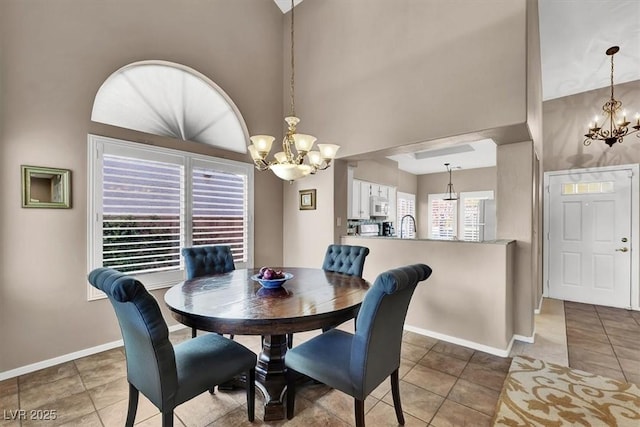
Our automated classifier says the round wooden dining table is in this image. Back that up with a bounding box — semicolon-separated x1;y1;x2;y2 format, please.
164;267;370;421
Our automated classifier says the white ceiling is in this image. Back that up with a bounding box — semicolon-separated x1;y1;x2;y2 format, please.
274;0;640;174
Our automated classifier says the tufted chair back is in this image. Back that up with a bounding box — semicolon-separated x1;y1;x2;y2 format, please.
322;244;370;277
88;268;178;410
182;245;235;279
284;263;432;426
351;263;432;398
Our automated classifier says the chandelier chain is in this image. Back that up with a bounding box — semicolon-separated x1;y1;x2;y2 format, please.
290;0;295;117
610;51;614;101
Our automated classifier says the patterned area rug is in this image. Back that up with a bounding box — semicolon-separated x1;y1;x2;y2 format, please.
493;356;640;426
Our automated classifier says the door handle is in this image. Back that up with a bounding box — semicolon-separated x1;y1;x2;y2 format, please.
615;247;629;252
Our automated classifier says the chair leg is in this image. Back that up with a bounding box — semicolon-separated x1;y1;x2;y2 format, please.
287;333;293;349
286;367;297;419
191;327;197;338
125;383;139;427
390;369;405;425
246;368;255;422
161;410;174;427
354;398;365;427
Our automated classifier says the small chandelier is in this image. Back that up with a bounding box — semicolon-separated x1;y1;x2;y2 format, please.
247;0;339;182
584;46;640;148
443;163;457;201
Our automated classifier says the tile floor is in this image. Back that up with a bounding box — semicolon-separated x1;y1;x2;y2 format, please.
0;299;638;426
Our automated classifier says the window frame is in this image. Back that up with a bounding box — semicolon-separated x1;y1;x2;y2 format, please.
427;193;458;240
396;191;416;239
458;190;494;242
87;134;254;300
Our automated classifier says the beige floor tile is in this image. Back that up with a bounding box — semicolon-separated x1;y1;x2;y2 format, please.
569;360;627;383
430;399;492;427
87;376;130;410
58;411;103;427
468;352;511;373
458;362;508;392
203;405;265;427
74;348;125;373
174;390;242;427
0;378;17;398
366;400;427;427
0;394;20;427
135;412;186;426
280;400;351;427
370;360;415;400
401;342;429;362
18;362;78;390
402;332;439;350
79;359;127;390
403;364;457;397
430;342;474;362
566;326;610;345
22;392;95;427
295;382;332;402
19;374;85;411
617;357;640;384
98;393;159;427
446;379;500;416
381;380;443;423
418;350;469;377
614;345;640;362
316;388;377;425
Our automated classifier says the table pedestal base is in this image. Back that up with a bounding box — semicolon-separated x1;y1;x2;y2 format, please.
255;334;289;421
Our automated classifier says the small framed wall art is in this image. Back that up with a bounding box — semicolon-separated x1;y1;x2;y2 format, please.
21;165;72;208
299;189;316;210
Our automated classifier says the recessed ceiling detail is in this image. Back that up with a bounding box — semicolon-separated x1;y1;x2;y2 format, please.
413;144;475;160
91;61;248;153
388;139;496;175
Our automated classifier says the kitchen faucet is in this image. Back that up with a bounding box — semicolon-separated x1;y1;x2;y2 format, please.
400;214;416;239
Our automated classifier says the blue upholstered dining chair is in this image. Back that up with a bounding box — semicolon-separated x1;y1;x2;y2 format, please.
88;268;256;427
285;263;432;427
286;244;370;349
322;244;370;277
182;245;235;338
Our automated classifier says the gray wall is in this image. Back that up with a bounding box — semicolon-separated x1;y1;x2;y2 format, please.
416;167;498;239
0;0;285;373
543;79;640;172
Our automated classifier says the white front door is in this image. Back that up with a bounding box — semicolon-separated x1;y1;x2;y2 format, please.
547;169;632;308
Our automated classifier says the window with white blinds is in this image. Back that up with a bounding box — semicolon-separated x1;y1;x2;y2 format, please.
102;155;183;274
459;191;495;242
192;165;248;262
428;194;457;240
88;135;253;299
396;192;416;238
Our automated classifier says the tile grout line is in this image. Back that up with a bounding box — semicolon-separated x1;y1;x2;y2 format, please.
594;309;633;384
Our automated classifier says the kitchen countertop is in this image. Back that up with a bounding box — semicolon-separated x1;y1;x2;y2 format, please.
344;235;514;245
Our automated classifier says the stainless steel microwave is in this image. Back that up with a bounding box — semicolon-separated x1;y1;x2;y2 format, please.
370;196;389;218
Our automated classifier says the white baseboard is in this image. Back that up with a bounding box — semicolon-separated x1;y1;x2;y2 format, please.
404;324;514;357
513;323;537;344
0;324;187;381
534;296;544;314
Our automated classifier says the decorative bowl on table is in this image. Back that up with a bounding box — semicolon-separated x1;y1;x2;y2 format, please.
251;268;293;289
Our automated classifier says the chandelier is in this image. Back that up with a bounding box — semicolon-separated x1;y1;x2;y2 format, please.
443;163;457;201
247;0;339;182
584;46;640;148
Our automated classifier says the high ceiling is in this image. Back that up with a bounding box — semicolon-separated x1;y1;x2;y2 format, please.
274;0;640;174
539;0;640;101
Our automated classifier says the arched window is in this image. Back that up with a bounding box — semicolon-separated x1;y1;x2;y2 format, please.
91;61;248;153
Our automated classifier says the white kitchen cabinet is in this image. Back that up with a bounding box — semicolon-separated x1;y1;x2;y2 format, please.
359;181;371;218
387;186;397;224
349;179;371;219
